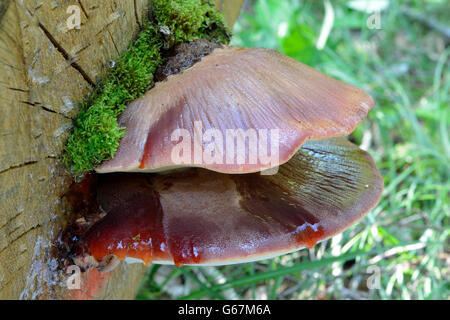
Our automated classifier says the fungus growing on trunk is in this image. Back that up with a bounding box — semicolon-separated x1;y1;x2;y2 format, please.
65;24;382;272
72;138;382;268
96;45;374;174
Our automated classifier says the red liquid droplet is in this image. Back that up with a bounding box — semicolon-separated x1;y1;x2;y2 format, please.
139;138;151;169
170;240;204;267
86;203;170;264
295;225;325;248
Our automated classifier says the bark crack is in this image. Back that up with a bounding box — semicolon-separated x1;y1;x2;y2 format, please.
7;87;28;93
78;0;89;19
38;22;95;86
107;29;120;55
95;11;122;36
0;211;22;230
20;100;72;119
0;223;41;256
0;160;38;175
0;154;63;176
133;0;141;28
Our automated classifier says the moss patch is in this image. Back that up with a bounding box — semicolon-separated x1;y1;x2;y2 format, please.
152;0;230;44
64;0;230;177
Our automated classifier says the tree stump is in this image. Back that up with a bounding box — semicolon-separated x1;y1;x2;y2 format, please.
0;0;243;300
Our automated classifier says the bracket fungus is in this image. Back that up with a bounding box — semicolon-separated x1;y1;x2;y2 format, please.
68;41;382;271
96;43;374;174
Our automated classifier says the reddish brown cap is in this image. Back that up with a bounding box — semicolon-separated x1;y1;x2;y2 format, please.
79;138;383;267
96;47;374;174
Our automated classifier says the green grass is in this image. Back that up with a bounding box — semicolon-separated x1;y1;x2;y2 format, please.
136;0;449;300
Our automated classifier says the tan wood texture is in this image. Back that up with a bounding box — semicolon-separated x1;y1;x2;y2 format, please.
0;0;243;300
215;0;244;28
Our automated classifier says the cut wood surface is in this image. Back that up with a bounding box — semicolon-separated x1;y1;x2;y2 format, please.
215;0;244;28
0;0;243;300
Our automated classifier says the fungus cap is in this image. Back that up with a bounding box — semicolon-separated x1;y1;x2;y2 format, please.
96;46;374;174
79;138;383;267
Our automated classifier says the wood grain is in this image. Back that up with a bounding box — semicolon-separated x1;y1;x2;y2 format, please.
0;0;242;299
214;0;244;29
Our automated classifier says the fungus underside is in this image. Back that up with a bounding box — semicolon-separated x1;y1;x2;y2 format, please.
63;0;230;177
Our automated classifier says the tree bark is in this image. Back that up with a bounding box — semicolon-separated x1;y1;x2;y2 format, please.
0;0;243;300
214;0;244;29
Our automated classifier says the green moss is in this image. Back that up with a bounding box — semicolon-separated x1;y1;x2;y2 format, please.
64;0;230;177
152;0;231;44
